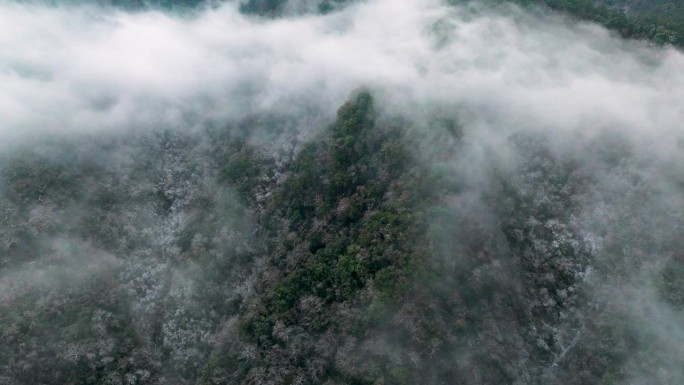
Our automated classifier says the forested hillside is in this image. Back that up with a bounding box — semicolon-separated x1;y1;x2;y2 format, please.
1;0;684;384
514;0;684;45
18;0;684;47
243;0;684;46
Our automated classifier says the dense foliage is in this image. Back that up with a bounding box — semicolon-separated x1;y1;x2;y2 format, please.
517;0;684;46
0;128;266;384
17;88;684;385
15;0;684;46
243;0;684;47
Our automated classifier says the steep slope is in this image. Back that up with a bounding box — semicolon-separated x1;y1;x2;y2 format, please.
200;91;684;385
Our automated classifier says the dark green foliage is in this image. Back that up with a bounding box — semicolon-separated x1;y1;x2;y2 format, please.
545;0;681;45
239;0;286;16
201;90;439;385
239;0;353;17
1;149;86;204
202;91;678;385
487;0;684;46
3;86;684;384
18;0;214;11
659;256;684;308
218;145;275;204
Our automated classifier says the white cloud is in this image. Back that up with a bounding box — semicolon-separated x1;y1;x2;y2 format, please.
0;0;680;150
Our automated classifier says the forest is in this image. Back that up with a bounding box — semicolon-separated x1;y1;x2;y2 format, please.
1;0;683;384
